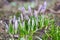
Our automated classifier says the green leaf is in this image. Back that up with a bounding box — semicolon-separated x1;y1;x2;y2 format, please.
8;23;14;34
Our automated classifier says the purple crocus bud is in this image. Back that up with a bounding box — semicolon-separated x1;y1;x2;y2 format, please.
43;1;47;9
44;1;47;7
38;5;43;12
24;15;29;20
21;7;25;11
21;7;26;14
14;20;18;30
12;16;18;30
41;1;47;13
13;15;16;23
34;10;38;18
18;7;25;10
28;5;32;16
18;7;26;14
28;5;32;13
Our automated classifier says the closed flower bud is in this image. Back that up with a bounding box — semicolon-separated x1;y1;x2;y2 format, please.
34;10;38;18
41;1;47;13
14;20;18;30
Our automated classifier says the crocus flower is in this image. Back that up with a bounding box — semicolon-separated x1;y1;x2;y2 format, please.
43;1;47;9
28;5;32;13
41;1;47;13
24;15;29;20
18;7;26;15
21;7;26;14
14;20;18;30
44;1;47;7
18;7;25;11
13;15;16;23
34;10;38;18
21;7;25;12
12;15;18;31
38;5;43;12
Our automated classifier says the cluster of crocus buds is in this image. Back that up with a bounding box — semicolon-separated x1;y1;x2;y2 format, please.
4;1;47;32
18;1;47;18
